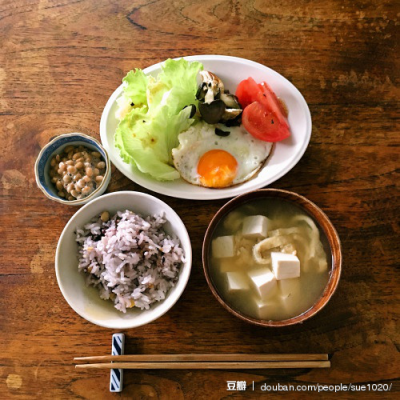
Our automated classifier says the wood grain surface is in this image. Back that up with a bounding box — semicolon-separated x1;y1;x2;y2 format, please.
0;0;399;399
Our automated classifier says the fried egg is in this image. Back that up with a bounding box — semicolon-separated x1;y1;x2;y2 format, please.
172;122;273;188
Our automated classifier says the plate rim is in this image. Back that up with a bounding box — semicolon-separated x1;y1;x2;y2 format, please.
100;54;312;200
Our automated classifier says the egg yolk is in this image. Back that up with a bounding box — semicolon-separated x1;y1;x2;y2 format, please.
197;150;238;188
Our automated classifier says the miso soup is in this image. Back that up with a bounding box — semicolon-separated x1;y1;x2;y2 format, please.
209;199;331;321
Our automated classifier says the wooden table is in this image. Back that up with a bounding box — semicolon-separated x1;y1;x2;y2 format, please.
1;0;398;398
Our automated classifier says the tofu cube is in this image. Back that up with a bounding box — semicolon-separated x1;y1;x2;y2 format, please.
242;215;270;238
212;236;235;258
278;278;301;298
271;252;300;280
226;272;249;293
248;269;277;299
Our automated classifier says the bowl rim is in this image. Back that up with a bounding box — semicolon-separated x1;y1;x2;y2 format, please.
202;188;342;327
34;132;111;205
55;190;193;329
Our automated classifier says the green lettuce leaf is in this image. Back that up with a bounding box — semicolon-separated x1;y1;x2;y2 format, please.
122;68;148;106
158;58;202;109
115;59;203;180
115;102;194;180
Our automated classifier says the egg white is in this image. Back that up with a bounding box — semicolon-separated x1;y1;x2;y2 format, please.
172;122;273;187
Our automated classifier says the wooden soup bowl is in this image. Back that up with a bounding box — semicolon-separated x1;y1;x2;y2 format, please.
202;189;342;327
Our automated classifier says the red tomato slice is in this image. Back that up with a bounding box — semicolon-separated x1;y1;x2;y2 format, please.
242;101;290;142
235;77;260;108
257;81;287;117
236;77;291;142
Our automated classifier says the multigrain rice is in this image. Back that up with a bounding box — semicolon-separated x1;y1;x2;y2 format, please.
75;210;184;312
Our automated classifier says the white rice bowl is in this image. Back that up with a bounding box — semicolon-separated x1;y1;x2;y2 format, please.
55;191;192;329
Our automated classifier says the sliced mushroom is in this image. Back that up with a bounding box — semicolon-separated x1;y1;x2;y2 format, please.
198;100;226;124
223;114;242;127
215;127;230;137
199;71;224;103
220;93;241;109
221;108;242;122
196;83;207;101
197;71;242;124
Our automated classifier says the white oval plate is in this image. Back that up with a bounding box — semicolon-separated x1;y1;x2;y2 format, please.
100;55;311;200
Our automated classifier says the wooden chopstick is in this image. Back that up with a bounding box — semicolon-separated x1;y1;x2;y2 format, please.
74;353;328;362
76;360;330;370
